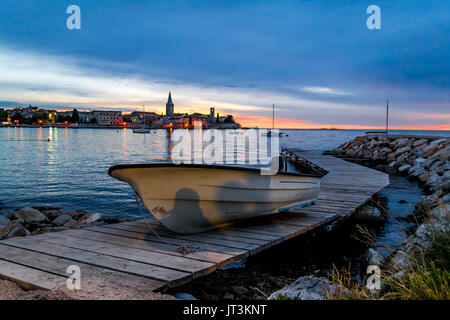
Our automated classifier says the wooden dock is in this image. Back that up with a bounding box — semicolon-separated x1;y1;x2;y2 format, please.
0;152;389;295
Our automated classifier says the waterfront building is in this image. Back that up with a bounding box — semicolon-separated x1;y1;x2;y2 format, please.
92;110;123;126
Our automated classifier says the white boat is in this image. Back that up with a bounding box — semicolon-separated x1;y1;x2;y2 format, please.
109;159;324;234
133;128;151;134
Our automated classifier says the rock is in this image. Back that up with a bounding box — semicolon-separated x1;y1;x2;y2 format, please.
353;205;385;223
395;138;410;149
388;161;396;168
394;146;411;157
14;207;47;224
7;224;30;238
0;215;10;227
52;214;73;226
430;138;447;145
268;275;339;300
441;194;450;204
64;219;82;229
430;205;450;220
79;213;102;224
30;226;68;236
365;248;385;265
414;158;426;166
398;164;411;173
0;223;29;239
172;292;198;300
413;138;429;147
422;144;439;158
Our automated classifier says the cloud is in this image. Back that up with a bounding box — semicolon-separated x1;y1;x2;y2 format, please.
300;86;349;96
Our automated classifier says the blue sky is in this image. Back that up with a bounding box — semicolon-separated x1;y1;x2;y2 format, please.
0;0;448;128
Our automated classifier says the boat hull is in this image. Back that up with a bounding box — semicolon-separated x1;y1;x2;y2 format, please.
109;164;320;234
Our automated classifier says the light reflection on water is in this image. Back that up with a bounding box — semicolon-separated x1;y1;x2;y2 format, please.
0;127;448;218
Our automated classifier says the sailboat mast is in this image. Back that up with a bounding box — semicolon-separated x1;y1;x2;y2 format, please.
272;104;275;130
386;99;389;134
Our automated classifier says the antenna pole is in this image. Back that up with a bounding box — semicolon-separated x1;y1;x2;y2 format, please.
386;99;389;134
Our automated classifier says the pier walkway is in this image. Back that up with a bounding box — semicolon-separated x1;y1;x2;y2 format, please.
0;152;389;295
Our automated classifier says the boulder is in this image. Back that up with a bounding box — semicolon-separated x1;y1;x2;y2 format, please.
0;215;10;227
413;138;429;147
353;205;385;223
79;213;102;224
268;275;339;300
0;223;29;239
414;158;426;166
14;207;48;224
422;144;439;158
394;146;411;157
430;138;447;145
398;164;411;173
52;214;73;226
395;138;410;149
365;248;385;265
64;219;82;229
441;193;450;204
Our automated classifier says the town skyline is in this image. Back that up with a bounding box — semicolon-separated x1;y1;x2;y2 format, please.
0;1;448;130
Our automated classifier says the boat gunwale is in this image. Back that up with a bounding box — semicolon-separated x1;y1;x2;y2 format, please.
108;163;322;178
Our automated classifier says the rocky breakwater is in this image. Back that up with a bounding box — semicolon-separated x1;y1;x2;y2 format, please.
330;135;449;196
0;206;127;240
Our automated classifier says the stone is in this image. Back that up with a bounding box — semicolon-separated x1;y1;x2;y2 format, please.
6;224;30;238
388;161;396;168
0;223;29;239
14;207;48;224
64;219;82;229
422;144;439;158
430;138;447;145
79;213;102;224
0;215;10;227
269;275;339;300
414;158;426;165
365;248;385;266
31;226;68;236
430;160;444;171
409;166;426;177
413;138;429;147
398;164;411;173
394;146;411;156
395;138;410;149
353;205;385;223
52;214;73;226
441;194;450;204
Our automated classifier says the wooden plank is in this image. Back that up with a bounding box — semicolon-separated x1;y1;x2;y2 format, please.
0;243;165;291
36;233;216;277
86;225;250;258
1;237;191;287
124;221;274;245
0;259;67;291
59;228;235;266
98;224;262;251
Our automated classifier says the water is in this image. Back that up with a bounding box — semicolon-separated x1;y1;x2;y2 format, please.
0;127;448;218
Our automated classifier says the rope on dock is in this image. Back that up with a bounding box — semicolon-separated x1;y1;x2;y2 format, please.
134;192;197;256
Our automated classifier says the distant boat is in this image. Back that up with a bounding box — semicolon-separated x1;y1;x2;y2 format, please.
133;128;151;134
109;157;324;234
133;105;151;134
261;104;283;137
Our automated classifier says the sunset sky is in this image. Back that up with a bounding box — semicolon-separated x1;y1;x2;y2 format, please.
0;1;448;129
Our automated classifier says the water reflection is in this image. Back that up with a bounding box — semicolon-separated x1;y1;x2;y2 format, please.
0;128;448;219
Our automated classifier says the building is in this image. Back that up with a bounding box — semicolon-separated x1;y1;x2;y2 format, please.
209;107;216;123
166;92;174;117
130;111;160;126
92;110;123;126
78;111;93;123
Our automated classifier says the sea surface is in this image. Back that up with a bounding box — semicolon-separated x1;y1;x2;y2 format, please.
0;127;448;218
